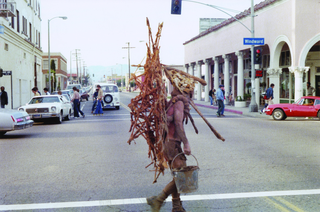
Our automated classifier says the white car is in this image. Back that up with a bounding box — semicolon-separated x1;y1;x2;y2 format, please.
0;109;34;136
18;95;73;124
99;84;120;110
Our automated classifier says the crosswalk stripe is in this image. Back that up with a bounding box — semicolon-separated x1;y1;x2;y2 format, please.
1;189;320;211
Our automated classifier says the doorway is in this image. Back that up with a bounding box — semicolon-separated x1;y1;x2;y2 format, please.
316;76;320;96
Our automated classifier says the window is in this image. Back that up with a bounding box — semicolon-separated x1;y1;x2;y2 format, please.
16;10;19;32
11;16;14;29
262;55;270;68
22;16;27;36
29;22;32;41
43;60;48;69
279;51;291;66
4;43;9;51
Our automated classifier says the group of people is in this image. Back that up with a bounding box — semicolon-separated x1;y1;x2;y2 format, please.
70;86;85;118
91;84;103;115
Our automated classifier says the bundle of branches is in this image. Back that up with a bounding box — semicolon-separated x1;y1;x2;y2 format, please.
127;18;167;183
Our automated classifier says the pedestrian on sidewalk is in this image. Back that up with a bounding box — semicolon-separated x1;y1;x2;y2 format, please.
307;82;315;96
209;88;214;105
0;86;8;108
43;88;50;95
261;83;274;113
216;85;225;117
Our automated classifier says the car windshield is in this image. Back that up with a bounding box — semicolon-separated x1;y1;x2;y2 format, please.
29;97;60;104
52;91;70;95
101;85;118;93
66;85;81;90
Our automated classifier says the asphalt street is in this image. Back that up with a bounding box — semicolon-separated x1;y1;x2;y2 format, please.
1;93;320;212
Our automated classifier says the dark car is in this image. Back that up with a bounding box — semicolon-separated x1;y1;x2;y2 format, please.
80;89;90;101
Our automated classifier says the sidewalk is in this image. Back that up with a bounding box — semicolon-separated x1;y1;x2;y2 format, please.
192;99;270;119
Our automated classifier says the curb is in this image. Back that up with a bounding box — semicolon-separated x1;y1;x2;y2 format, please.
194;103;243;115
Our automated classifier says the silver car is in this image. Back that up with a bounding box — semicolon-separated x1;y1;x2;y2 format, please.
0;109;34;136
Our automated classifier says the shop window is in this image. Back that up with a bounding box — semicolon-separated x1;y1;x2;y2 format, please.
280;68;290;98
279;51;291;66
262;55;270;68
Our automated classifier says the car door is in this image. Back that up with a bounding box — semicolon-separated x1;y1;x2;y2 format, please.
60;97;68;117
293;98;314;117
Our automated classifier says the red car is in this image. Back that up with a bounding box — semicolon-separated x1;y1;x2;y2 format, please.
265;96;320;120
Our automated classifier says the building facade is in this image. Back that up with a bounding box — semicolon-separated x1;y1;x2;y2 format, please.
0;0;42;108
42;52;68;91
184;0;320;107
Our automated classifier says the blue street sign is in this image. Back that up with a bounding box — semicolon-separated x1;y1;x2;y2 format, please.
243;38;264;45
0;25;4;34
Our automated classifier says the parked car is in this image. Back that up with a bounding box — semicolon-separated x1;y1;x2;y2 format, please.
66;84;82;91
265;96;320;120
0;109;34;136
18;95;73;124
52;90;71;99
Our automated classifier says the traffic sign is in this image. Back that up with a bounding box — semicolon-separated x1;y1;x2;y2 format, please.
256;70;263;77
3;71;12;76
243;38;264;45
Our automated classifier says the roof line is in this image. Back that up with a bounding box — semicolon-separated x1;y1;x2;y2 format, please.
183;0;280;45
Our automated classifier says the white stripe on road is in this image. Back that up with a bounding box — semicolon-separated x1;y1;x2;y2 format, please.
1;189;320;211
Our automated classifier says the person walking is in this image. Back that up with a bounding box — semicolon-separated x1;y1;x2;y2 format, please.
43;88;50;95
209;88;215;105
0;86;8;108
216;85;225;117
32;87;40;96
93;85;103;115
91;88;99;113
71;87;80;118
307;82;315;96
77;89;85;118
147;87;191;212
261;83;274;113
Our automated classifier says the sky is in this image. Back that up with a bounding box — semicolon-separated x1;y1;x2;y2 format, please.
40;0;263;82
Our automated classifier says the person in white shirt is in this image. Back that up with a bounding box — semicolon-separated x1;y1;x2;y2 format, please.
43;88;50;95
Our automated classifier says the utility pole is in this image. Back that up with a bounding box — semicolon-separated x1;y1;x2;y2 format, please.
74;49;80;84
122;42;135;92
248;0;258;112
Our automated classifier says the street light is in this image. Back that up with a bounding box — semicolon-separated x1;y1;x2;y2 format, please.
48;16;67;92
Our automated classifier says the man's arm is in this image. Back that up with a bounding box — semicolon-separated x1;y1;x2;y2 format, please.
173;101;191;155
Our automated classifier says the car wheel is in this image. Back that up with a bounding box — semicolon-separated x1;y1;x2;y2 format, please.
272;109;286;120
104;94;113;104
116;106;120;110
65;110;71;120
317;110;320;119
56;111;63;124
86;97;88;101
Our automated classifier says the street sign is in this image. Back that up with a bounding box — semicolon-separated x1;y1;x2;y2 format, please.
243;38;264;45
256;70;263;77
3;71;12;76
0;25;4;34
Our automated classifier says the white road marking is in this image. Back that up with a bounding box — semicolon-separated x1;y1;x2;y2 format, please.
1;189;320;211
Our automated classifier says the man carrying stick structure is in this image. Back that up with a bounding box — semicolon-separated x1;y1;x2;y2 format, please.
127;18;224;212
